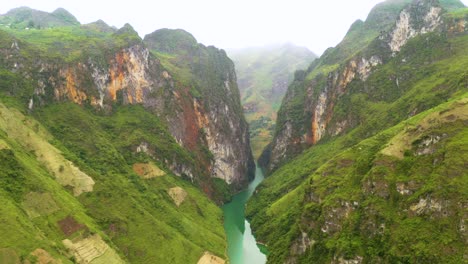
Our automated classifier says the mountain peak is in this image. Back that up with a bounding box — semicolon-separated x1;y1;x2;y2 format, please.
82;19;116;33
0;7;79;29
51;7;79;25
143;28;198;54
116;23;137;34
113;23;141;44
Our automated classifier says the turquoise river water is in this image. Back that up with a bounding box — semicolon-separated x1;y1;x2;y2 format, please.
222;166;267;264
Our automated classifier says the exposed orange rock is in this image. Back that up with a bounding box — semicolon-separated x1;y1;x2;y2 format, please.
127;93;133;104
135;87;143;103
311;111;319;144
108;66;124;101
339;60;357;89
177;88;203;150
184;105;200;150
194;98;210;128
57;215;86;236
132;163;165;179
64;68;87;104
106;50;148;103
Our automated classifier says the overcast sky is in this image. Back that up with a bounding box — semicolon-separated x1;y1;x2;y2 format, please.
1;0;467;55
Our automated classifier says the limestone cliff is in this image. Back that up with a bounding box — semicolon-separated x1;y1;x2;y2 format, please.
144;29;255;189
264;0;467;173
1;22;254;196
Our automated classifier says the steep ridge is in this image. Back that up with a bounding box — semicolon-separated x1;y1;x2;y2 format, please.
263;0;467;172
249;0;467;263
0;8;253;264
144;29;255;189
228;44;317;158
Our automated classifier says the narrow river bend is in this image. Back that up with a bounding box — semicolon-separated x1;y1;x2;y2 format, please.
223;166;267;264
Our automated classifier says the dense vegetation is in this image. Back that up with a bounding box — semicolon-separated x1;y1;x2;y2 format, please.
0;8;232;264
249;0;468;263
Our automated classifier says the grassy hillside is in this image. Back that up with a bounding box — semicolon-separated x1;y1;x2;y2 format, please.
0;9;230;264
248;2;468;263
0;93;227;263
248;93;467;263
0;7;79;29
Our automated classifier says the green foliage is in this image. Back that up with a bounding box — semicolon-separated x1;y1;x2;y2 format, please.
0;97;227;263
251;4;468;262
144;28;198;55
0;149;27;201
0;8;244;264
445;7;468;18
2;23;141;63
0;67;34;103
0;7;79;30
212;178;233;202
0;124;110;263
249;95;468;263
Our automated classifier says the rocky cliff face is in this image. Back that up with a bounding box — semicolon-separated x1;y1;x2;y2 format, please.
1;23;254;195
144;29;255;188
265;0;466;172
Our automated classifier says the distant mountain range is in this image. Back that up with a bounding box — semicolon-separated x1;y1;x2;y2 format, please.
228;44;317;158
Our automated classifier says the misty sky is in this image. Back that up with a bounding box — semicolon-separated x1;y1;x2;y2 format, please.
1;0;467;55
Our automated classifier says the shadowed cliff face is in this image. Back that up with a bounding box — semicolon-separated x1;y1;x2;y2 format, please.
265;0;467;173
1;26;254;197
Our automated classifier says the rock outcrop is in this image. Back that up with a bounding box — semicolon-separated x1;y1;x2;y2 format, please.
144;29;255;188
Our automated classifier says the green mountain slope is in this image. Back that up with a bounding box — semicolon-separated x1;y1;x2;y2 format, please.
248;0;468;263
0;7;254;264
228;44;317;158
248;95;467;263
0;100;227;263
0;7;79;29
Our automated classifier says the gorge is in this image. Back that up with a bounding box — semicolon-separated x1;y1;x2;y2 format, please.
0;0;467;263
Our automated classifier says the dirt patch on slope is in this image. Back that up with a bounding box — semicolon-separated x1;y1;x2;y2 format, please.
62;234;124;264
197;251;225;264
30;248;61;264
132;163;165;179
58;216;86;236
168;187;188;207
22;192;60;218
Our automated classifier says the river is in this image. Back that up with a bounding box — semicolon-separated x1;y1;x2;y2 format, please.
223;166;267;264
